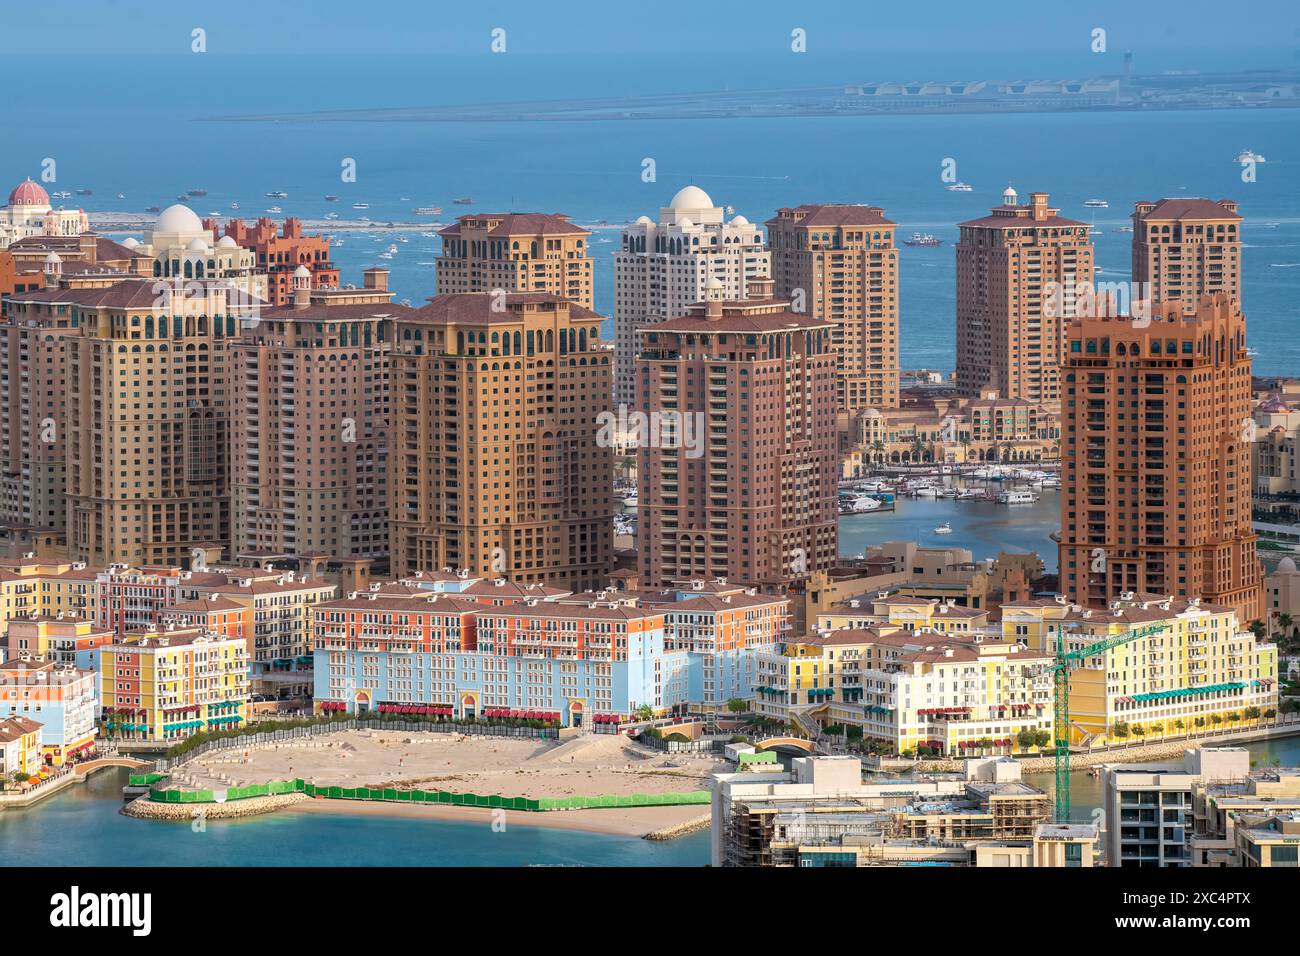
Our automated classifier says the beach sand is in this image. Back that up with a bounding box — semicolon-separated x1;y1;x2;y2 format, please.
173;730;726;837
285;796;709;838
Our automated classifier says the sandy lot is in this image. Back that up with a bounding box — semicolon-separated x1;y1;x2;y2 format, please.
180;730;726;802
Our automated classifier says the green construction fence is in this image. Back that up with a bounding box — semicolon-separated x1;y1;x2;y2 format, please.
146;777;709;811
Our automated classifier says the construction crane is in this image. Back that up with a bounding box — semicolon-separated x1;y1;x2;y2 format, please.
1052;620;1169;822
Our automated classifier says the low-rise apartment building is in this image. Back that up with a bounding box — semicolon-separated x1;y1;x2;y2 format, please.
96;627;250;742
0;657;96;763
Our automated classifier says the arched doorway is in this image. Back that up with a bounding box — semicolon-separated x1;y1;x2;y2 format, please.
460;693;478;721
567;699;585;728
353;690;372;715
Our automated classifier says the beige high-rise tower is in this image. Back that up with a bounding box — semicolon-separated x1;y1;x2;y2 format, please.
64;277;240;565
766;204;899;410
231;267;400;566
636;277;838;589
388;292;613;591
1132;198;1241;311
435;213;593;309
955;188;1093;402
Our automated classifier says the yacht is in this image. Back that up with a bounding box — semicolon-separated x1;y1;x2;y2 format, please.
265;206;282;214
52;191;71;199
230;201;240;210
413;206;443;215
186;188;208;197
945;182;973;192
838;493;881;515
453;197;474;205
1083;199;1108;208
905;232;943;247
352;202;370;210
1235;149;1266;164
265;191;288;199
324;195;339;202
997;489;1037;505
933;523;953;535
324;212;340;220
76;188;93;196
622;495;639;511
116;193;125;200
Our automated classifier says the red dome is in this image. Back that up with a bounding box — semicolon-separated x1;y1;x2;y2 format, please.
8;178;50;207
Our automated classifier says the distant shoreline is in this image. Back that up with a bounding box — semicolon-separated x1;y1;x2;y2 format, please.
87;212;628;234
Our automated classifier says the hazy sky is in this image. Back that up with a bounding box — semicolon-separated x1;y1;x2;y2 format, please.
21;0;1300;56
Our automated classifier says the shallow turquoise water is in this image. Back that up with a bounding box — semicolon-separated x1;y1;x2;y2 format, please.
0;768;710;867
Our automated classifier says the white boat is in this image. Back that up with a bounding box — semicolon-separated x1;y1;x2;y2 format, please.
1083;199;1109;208
230;202;239;209
945;182;973;192
997;489;1037;505
265;206;282;213
622;495;639;511
1235;149;1266;164
1041;476;1061;489
265;191;288;198
912;486;939;499
116;193;125;199
324;212;339;220
933;523;953;534
838;494;881;515
352;202;370;209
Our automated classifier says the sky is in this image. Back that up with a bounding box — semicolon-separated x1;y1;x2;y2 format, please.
19;0;1300;58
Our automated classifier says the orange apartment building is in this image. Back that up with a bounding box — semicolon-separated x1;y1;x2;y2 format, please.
1059;295;1262;624
388;292;614;592
634;279;838;590
766;203;900;410
230;268;399;567
955;188;1094;403
436;213;593;309
211;216;340;307
1132;198;1241;311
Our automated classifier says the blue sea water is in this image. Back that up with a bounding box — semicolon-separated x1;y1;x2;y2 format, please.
0;768;710;867
4;53;1299;373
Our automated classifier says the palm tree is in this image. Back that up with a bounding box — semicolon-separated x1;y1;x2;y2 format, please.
871;440;885;466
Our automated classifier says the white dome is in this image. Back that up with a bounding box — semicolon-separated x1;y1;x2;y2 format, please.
1002;185;1018;205
1279;556;1297;574
705;275;724;291
44;252;61;264
678;217;693;229
635;215;653;225
186;237;209;253
669;185;713;211
120;236;140;248
293;264;312;278
155;203;204;234
730;215;750;226
217;235;238;249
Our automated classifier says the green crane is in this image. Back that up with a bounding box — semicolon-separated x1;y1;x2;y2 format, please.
1052;620;1170;822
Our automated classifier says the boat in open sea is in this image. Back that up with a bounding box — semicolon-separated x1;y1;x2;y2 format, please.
945;182;972;192
1083;198;1108;208
453;197;474;205
905;232;943;246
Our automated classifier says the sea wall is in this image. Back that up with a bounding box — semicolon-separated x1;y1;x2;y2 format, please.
123;791;309;820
